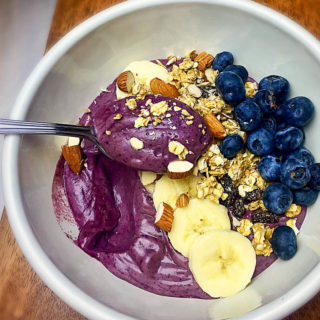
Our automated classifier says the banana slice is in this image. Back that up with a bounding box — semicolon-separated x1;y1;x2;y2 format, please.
153;174;201;210
189;230;256;298
168;199;230;257
116;60;169;99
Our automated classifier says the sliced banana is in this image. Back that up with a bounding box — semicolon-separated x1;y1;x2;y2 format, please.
153;174;201;210
139;171;157;186
168;198;230;257
116;60;169;99
189;230;256;298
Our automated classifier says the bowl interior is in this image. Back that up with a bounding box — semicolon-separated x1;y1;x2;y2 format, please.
13;1;320;319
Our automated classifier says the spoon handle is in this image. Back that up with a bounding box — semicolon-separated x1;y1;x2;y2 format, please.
0;118;93;138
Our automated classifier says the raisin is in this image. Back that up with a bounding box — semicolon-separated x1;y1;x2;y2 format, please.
244;189;263;202
219;174;240;207
231;197;245;218
219;192;236;207
219;174;233;193
251;208;279;224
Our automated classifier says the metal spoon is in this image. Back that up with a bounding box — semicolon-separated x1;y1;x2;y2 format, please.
0;118;110;158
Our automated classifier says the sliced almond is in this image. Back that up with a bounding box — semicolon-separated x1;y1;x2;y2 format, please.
238;131;247;143
62;145;83;174
176;193;190;208
68;137;80;147
205;68;217;83
155;202;174;232
167;160;194;179
150;77;180;98
187;84;202;98
204;113;226;139
117;71;135;93
195;51;214;72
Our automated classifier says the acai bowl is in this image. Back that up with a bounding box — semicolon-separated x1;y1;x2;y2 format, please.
3;0;320;319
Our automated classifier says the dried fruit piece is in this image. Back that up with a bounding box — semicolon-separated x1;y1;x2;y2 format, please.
244;189;263;202
167;160;194;179
189;50;198;61
62;145;83;174
176;193;190;208
204;113;226;139
231;198;245;218
251;208;279;224
116;71;135;93
155;202;174;232
195;51;214;72
150;77;180;98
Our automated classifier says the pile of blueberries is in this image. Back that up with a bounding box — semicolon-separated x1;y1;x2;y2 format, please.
212;51;320;260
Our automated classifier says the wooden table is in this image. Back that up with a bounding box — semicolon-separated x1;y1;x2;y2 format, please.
1;0;320;319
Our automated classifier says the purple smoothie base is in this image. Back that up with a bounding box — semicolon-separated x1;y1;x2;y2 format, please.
51;61;307;299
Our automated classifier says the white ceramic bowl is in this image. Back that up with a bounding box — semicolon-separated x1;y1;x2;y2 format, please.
3;0;320;319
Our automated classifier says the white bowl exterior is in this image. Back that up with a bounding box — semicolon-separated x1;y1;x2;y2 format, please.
3;0;320;319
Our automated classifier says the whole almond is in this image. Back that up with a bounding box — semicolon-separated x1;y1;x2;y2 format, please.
176;193;190;208
62;145;83;174
155;202;174;232
204;113;226;139
150;78;180;98
117;70;135;93
195;51;214;72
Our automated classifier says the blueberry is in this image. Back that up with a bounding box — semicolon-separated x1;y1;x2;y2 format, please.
247;128;274;156
277;122;289;131
263;183;293;214
283;147;314;166
293;187;319;206
281;96;314;127
220;134;244;158
259;75;290;103
258;155;281;181
274;126;304;152
271;226;297;260
212;51;234;72
261;116;277;135
254;90;278;115
280;159;311;189
224;64;248;82
234;98;263;132
308;163;320;191
215;71;246;106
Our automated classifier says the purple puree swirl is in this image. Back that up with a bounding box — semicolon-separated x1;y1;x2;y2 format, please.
92;95;212;173
52;73;307;299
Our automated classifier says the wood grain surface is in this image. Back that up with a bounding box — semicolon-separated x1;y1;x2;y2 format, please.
1;0;320;319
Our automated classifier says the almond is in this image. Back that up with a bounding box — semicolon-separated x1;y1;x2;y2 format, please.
204;113;226;139
155;202;174;232
187;84;202;98
150;78;180;98
167;160;194;179
117;71;135;93
176;193;190;208
62;145;83;174
195;51;214;72
68;137;80;147
189;50;198;61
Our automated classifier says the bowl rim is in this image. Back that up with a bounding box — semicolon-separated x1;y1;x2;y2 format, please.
3;0;320;319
